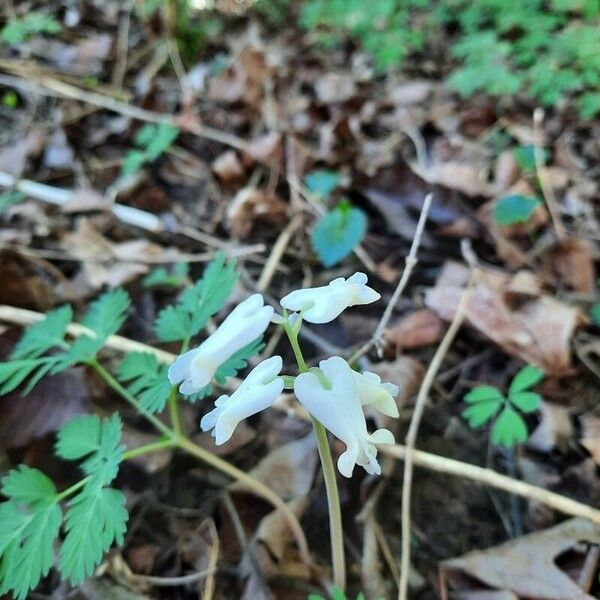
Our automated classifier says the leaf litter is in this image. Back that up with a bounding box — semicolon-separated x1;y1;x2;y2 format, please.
0;1;599;598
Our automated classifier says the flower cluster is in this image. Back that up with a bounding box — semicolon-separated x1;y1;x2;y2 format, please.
168;273;397;477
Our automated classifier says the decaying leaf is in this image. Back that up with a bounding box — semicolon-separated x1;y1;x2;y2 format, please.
212;150;246;183
527;402;574;453
442;518;600;600
579;414;600;465
425;263;585;375
227;187;288;240
384;309;444;351
548;238;596;294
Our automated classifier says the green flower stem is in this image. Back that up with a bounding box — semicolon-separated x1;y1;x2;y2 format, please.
123;438;177;460
55;476;90;502
90;359;174;439
89;358;311;568
167;387;183;437
283;319;346;590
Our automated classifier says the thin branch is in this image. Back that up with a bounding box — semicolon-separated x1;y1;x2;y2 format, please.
533;108;566;240
350;193;433;362
0;70;248;151
379;443;600;525
398;272;473;600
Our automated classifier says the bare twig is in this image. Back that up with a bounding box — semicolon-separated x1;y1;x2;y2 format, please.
379;443;600;525
128;567;218;588
0;71;248;151
350;193;434;362
398;272;474;600
533;108;566;240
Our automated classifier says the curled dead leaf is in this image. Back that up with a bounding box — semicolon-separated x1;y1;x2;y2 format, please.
425;263;585;375
442;518;600;600
384;309;445;351
227;187;288;240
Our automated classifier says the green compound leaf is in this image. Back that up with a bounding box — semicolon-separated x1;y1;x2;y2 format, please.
56;414;124;487
463;399;503;428
0;12;61;45
464;385;505;404
143;263;189;288
494;195;542;226
1;466;57;505
0;190;25;212
81;289;131;343
591;303;600;326
311;201;367;268
509;364;545;394
10;305;72;360
118;352;172;413
0;357;58;396
144;123;180;161
0;501;62;599
60;486;127;585
0;466;62;600
155;252;237;342
121;150;146;176
304;169;342;198
509;391;542;413
491;406;528;447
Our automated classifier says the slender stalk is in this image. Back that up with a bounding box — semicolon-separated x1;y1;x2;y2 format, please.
55;476;90;502
312;417;346;590
283;320;346;590
176;436;311;566
123;438;177;460
167;388;183;437
90;359;174;439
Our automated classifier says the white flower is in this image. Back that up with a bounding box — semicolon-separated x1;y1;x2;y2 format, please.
294;356;395;477
280;272;380;324
168;294;273;395
353;370;399;418
200;356;284;444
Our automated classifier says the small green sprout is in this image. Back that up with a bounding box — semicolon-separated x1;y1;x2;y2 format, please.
309;587;379;600
122;123;180;176
0;12;61;45
494;195;541;226
463;364;545;447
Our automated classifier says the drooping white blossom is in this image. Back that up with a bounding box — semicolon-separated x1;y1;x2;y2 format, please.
200;356;284;444
168;294;273;395
352;370;399;417
280;272;380;324
294;356;395;477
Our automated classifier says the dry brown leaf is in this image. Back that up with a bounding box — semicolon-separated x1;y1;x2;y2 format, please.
505;269;542;299
244;132;283;169
549;238;596;294
419;161;492;197
314;72;357;104
579;414;600;465
425;263;585;375
227;187;288;239
234;433;317;501
492;150;520;194
442;518;600;600
527;402;574;453
0;130;45;176
384;309;444;351
211;150;246;183
209;47;269;107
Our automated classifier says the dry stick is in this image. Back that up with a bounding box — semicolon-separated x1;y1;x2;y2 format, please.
3;305;600;526
0;71;248;151
350;193;434;363
398;274;474;600
379;443;600;525
533;108;566;241
256;214;304;293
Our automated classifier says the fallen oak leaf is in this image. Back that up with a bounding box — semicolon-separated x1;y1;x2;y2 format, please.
442;518;600;600
384;309;444;352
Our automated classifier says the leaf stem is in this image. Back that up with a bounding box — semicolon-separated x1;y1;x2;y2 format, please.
282;319;346;590
90;359;174;439
55;476;90;502
123;437;177;460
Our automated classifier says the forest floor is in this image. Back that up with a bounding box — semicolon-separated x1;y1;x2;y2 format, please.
1;2;600;600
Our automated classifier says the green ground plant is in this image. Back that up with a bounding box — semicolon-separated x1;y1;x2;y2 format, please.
463;364;545;447
276;0;600;117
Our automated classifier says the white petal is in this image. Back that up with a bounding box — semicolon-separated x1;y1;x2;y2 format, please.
280;288;317;313
370;428;395;445
347;272;368;285
167;348;198;385
337;444;359;478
